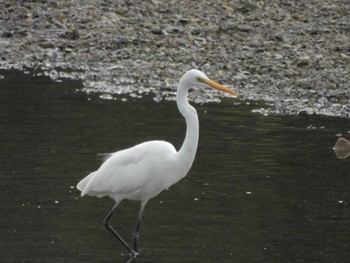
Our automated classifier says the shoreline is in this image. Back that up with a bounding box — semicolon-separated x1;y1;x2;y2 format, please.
1;0;349;117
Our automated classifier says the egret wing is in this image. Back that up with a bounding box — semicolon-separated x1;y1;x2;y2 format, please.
80;141;177;199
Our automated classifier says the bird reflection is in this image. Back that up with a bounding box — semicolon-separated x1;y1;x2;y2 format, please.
333;137;350;159
124;255;137;263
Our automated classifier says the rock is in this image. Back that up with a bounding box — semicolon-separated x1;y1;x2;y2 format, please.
39;41;56;49
296;55;312;67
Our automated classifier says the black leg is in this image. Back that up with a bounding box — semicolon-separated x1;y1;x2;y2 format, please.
133;200;148;253
103;202;137;258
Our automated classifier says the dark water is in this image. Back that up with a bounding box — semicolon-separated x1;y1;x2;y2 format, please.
1;70;350;263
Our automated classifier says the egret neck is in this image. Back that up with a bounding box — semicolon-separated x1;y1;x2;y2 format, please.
176;79;199;174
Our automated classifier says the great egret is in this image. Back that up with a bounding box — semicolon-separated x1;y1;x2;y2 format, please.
76;69;237;259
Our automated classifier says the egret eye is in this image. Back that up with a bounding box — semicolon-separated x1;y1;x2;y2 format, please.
196;77;206;83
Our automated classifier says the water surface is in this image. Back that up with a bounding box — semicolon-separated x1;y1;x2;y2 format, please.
1;70;350;262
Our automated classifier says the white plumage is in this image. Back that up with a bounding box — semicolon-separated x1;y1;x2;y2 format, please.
77;141;181;201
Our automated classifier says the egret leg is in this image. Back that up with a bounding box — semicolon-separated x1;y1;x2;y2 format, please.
133;200;148;252
103;202;137;258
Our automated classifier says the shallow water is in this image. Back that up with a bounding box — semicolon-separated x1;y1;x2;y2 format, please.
1;69;350;262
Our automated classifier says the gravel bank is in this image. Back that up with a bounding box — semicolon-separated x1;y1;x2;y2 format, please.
1;0;350;116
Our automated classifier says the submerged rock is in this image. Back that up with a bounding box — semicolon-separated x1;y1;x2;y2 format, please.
334;137;350;159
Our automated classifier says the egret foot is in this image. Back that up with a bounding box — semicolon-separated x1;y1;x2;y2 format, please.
123;250;139;263
130;250;139;258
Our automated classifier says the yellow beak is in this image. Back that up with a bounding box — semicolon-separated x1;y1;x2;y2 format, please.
198;77;238;97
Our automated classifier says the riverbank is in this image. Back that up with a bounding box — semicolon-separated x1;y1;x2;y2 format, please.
1;0;349;116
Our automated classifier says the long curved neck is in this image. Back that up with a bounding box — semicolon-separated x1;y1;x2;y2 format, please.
176;83;199;172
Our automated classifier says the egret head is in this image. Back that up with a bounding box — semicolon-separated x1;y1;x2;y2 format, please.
179;69;238;97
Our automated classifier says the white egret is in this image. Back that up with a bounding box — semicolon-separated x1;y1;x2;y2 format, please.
76;69;237;259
